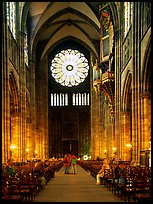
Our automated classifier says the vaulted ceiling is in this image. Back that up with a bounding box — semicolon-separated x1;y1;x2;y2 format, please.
27;2;101;60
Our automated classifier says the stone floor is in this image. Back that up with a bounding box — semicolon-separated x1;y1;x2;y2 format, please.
33;164;124;202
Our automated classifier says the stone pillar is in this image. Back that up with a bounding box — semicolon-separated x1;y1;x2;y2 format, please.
36;56;49;160
140;91;151;150
41;57;49;159
110;117;116;160
90;55;100;159
114;28;122;161
91;91;101;159
131;2;141;164
120;111;131;161
99;96;106;158
2;3;11;163
18;30;27;161
10;113;21;162
25;122;33;160
28;57;37;159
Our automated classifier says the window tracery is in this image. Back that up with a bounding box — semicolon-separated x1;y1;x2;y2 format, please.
124;2;133;37
50;93;89;106
6;2;16;39
24;29;29;66
50;49;89;87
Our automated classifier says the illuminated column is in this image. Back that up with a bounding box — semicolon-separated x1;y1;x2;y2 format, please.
140;91;151;150
10;113;21;162
19;31;27;162
25;148;29;161
10;144;17;160
112;147;117;160
2;2;11;163
90;56;101;159
110;117;116;160
120;111;131;161
25;122;33;160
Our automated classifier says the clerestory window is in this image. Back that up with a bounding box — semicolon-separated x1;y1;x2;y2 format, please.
6;2;16;40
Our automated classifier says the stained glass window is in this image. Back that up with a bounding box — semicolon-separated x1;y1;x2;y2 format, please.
72;93;89;106
124;2;133;37
6;2;16;39
24;29;29;66
51;93;68;106
50;49;89;87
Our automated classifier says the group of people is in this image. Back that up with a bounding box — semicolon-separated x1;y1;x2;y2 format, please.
96;159;126;185
63;153;77;174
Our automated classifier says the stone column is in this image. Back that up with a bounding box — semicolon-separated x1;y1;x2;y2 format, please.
91;91;101;159
35;56;49;160
131;2;141;164
25;121;31;160
140;91;151;150
120;111;131;161
10;113;21;162
28;57;37;159
2;3;11;163
18;30;27;161
114;28;122;161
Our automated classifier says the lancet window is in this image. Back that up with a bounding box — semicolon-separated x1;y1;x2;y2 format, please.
124;2;133;37
6;2;16;40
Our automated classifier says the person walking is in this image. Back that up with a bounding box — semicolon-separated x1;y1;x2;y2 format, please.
67;153;71;174
70;153;77;174
63;154;70;174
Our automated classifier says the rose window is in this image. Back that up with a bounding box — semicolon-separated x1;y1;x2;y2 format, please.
50;49;89;87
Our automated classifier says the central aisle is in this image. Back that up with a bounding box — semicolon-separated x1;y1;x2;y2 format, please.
33;164;123;202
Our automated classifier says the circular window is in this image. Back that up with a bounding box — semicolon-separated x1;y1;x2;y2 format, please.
50;49;89;87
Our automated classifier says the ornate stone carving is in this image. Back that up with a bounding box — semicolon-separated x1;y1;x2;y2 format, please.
93;79;101;94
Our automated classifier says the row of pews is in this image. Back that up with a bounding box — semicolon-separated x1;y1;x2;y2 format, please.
77;160;151;203
1;159;63;202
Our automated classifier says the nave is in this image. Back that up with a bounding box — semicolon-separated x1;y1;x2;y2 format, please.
33;164;123;202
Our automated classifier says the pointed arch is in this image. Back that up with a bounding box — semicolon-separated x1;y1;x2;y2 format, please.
26;90;31;122
141;36;151;93
20;2;30;31
9;71;19;114
122;70;132;111
109;2;119;33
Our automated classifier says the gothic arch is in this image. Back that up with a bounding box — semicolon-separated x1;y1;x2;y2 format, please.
9;71;20;161
122;70;132;112
140;36;151;152
109;2;119;32
41;36;97;64
26;90;30;122
141;37;151;93
120;71;132;161
9;71;19;114
20;2;30;31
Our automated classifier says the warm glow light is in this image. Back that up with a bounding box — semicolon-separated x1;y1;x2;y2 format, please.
83;155;88;160
126;143;132;149
112;147;116;151
10;145;16;149
149;140;151;150
35;150;37;154
26;148;29;152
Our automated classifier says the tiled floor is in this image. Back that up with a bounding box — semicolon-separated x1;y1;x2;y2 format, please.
33;164;123;202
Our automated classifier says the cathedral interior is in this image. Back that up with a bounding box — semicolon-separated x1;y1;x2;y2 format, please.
2;2;151;167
